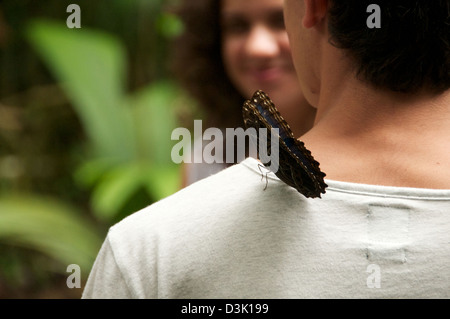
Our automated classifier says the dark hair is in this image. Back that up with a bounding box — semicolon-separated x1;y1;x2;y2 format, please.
328;0;450;94
170;0;244;128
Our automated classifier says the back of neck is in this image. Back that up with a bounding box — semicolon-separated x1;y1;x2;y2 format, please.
302;85;450;189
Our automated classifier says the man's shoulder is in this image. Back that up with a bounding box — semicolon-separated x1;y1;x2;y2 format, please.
107;158;282;240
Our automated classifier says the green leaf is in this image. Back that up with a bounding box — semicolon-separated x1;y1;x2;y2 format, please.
74;157;119;189
144;164;181;200
26;19;136;161
129;81;181;164
0;195;103;276
156;12;184;38
90;163;147;221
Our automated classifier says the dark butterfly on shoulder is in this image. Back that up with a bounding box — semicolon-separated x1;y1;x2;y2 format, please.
242;90;327;198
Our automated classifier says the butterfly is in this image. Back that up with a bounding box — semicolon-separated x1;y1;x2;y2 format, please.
242;90;327;198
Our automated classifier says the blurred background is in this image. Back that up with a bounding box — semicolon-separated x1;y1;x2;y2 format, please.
0;0;201;298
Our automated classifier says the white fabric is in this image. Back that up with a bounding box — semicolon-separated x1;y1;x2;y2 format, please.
82;157;450;298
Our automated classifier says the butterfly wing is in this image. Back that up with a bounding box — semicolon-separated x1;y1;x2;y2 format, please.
243;90;327;198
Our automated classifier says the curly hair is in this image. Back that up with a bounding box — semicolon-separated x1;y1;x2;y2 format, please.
328;0;450;94
170;0;245;129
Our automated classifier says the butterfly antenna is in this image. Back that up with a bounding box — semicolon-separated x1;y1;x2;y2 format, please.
257;164;269;191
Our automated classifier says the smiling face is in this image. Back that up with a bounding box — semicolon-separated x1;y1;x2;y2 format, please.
221;0;304;112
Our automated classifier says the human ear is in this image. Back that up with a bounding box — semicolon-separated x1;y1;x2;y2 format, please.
302;0;328;28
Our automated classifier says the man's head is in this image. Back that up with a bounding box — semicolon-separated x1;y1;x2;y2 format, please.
284;0;450;98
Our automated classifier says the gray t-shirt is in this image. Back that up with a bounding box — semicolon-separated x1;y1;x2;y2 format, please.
82;157;450;298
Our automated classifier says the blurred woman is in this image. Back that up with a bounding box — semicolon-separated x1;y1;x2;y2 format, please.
171;0;315;186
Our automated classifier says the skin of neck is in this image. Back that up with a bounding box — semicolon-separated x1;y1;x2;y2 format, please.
281;96;316;138
299;20;450;189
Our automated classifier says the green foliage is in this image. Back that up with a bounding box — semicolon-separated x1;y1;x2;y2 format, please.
26;20;187;222
0;2;195;296
0;194;102;276
156;12;185;38
27;20;134;161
